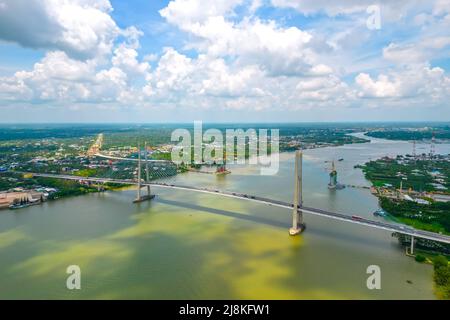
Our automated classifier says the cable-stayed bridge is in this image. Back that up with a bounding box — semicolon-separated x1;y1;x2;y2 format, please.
18;151;450;250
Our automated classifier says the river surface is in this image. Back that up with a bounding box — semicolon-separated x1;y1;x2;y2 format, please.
1;134;450;299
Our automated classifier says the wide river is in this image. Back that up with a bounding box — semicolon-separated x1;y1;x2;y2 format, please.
1;134;449;299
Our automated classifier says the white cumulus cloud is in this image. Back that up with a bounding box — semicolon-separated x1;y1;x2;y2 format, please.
0;0;119;60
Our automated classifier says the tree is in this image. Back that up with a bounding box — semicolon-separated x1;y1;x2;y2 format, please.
444;284;450;300
434;266;450;286
433;255;448;271
415;254;426;263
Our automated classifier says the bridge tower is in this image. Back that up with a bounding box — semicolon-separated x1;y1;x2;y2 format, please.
328;160;338;189
135;142;143;202
290;150;305;236
133;143;155;203
134;142;155;203
144;141;151;197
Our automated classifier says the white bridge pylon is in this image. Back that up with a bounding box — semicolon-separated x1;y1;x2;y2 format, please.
134;142;155;203
290;150;305;236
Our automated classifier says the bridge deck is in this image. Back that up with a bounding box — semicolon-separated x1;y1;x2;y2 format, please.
18;172;450;245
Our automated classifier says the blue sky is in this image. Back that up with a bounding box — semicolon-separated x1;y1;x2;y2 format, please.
0;0;449;123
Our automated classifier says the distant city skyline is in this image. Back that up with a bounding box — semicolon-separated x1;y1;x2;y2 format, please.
0;0;449;122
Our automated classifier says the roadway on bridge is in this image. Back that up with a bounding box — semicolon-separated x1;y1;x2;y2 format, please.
18;172;450;245
94;153;170;162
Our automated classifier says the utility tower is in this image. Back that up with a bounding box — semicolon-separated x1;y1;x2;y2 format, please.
430;132;436;158
289;150;305;236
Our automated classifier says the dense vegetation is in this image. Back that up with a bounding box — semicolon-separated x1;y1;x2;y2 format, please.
35;177;100;199
432;255;450;299
361;156;450;248
366;126;450;141
381;198;450;234
102;127;176;148
359;157;450;193
0;124;108;141
100;123;369;151
0;172;101;198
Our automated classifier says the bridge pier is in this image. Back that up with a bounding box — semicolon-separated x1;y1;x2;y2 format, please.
290;150;305;236
410;235;415;255
97;182;105;192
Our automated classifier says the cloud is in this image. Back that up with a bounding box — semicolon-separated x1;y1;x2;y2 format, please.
159;0;245;27
0;0;150;105
112;45;150;76
433;0;450;15
142;45;351;112
383;38;450;64
270;0;371;16
150;47;194;92
270;0;429;21
295;75;351;101
144;48;266;100
0;0;119;60
199;58;264;97
355;65;450;101
0;45;148;104
355;73;401;98
161;2;331;78
0;0;449;118
1;51;94;101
